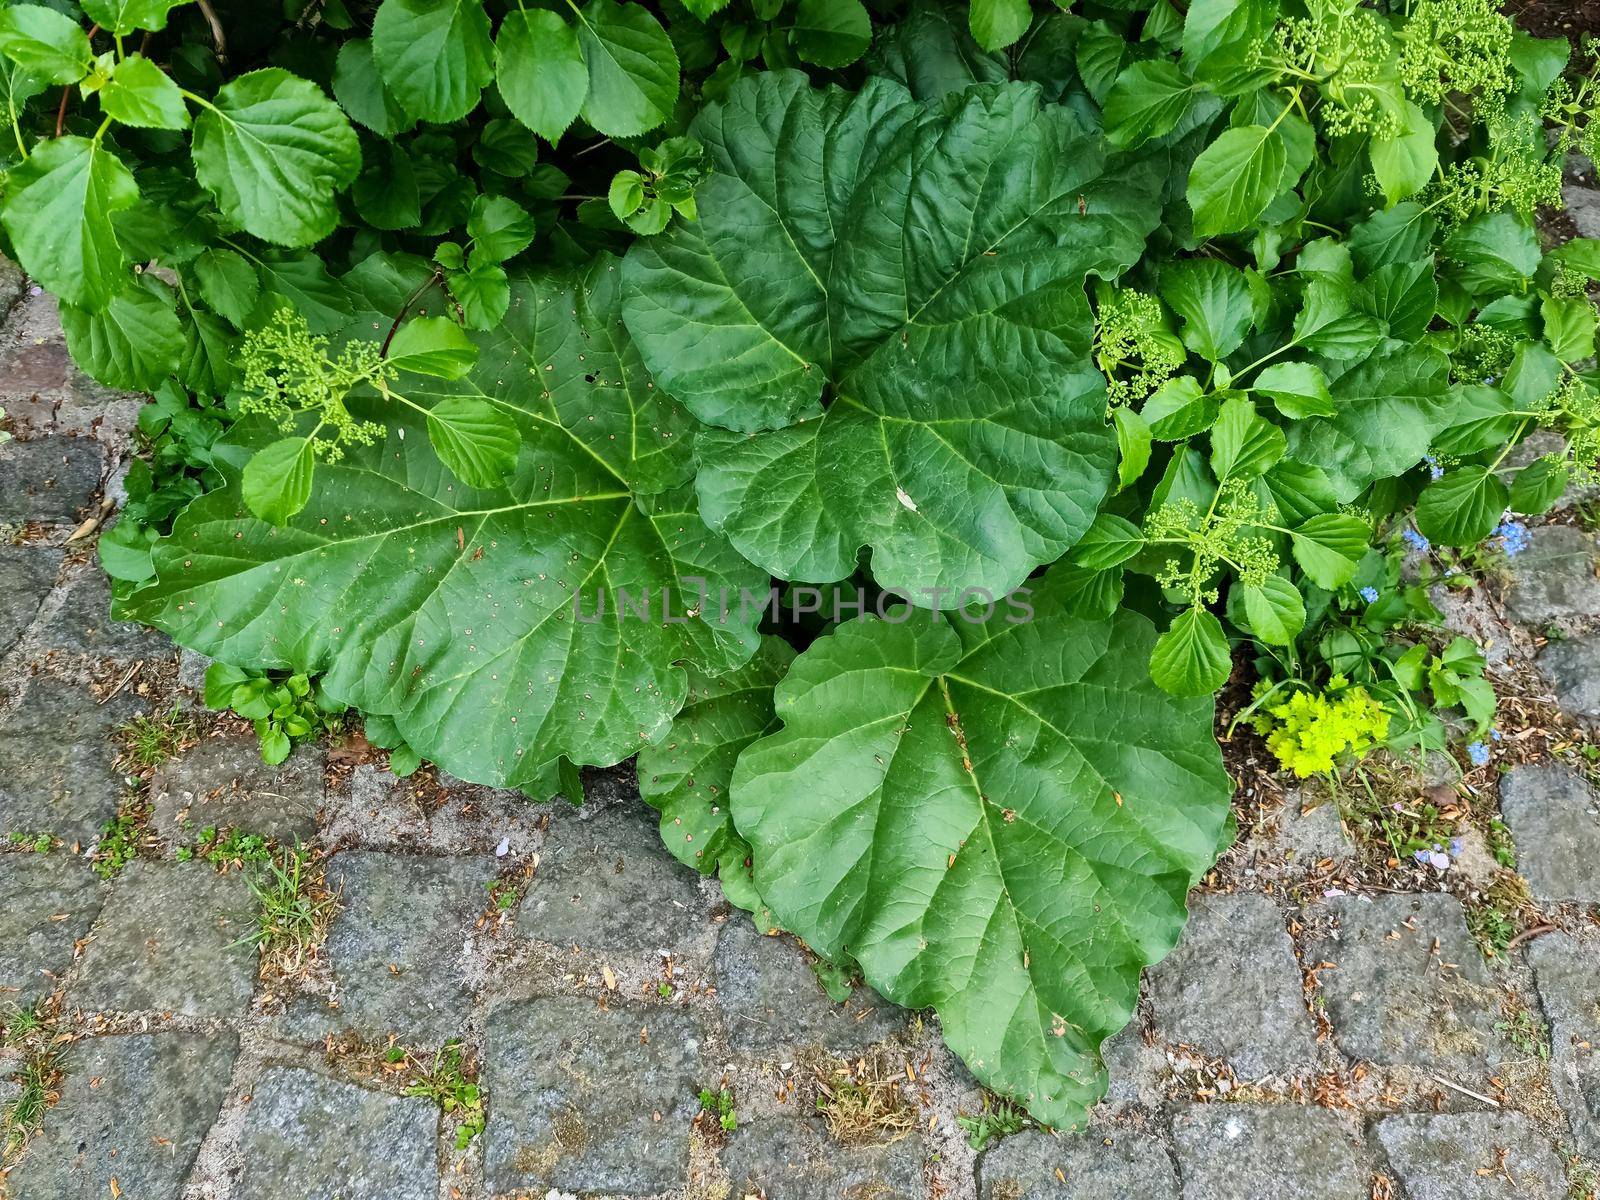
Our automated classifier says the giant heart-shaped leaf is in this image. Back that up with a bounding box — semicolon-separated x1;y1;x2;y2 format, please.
118;258;761;785
730;585;1233;1127
622;73;1164;605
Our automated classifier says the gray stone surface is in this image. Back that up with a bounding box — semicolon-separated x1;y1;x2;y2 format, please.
483;996;702;1195
312;851;491;1044
723;1118;926;1200
0;853;101;1003
233;1067;438;1200
0;435;102;522
1170;1104;1365;1200
1502;525;1600;626
1258;795;1356;865
1375;1112;1567;1200
978;1128;1178;1199
34;562;169;669
6;1032;237;1200
0;545;59;658
518;802;713;955
0;678;147;844
1566;184;1600;239
1307;894;1508;1074
1537;635;1600;720
151;737;324;845
1498;763;1600;903
1528;933;1600;1155
0;291;142;439
715;919;904;1056
1148;892;1318;1077
68;860;256;1017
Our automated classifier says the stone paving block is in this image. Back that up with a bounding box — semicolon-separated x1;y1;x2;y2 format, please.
483;995;703;1196
1566;184;1600;239
1375;1112;1567;1200
517;801;714;957
723;1117;926;1199
151;736;324;845
1306;894;1508;1074
1101;1020;1164;1106
1502;525;1600;626
1256;795;1356;866
68;860;256;1017
1170;1104;1365;1200
0;290;143;438
1528;932;1600;1155
0;678;147;844
0;852;101;1003
1148;892;1318;1077
232;1067;438;1200
0;435;102;522
1498;763;1600;904
33;562;170;670
7;1031;237;1200
1537;635;1600;721
978;1128;1177;1199
0;545;60;658
313;851;492;1044
715;919;904;1056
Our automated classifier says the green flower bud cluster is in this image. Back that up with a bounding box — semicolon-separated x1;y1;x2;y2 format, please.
1094;289;1184;408
238;308;388;464
1397;0;1513;108
1147;480;1280;606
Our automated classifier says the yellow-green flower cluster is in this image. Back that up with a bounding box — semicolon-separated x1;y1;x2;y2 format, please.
1398;0;1513;108
1258;679;1392;777
1146;480;1280;605
1094;289;1184;407
238;308;389;463
1271;1;1402;138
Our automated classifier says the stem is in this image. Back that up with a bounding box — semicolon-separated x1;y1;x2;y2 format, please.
195;0;227;63
54;87;69;138
381;269;445;357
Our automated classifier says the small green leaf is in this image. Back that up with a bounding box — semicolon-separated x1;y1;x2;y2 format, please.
425;395;520;486
448;264;510;330
191;68;361;247
81;0;191;35
1368;100;1437;206
1289;513;1369;588
1210;396;1285;480
1414;466;1509;547
495;8;586;142
1509;457;1568;516
387;315;478;378
792;0;871;67
466;194;535;263
1070;512;1145;569
372;0;495;123
574;0;679;138
2;136;137;312
1113;405;1152;491
1542;294;1598;364
967;0;1030;51
1142;376;1219;440
59;283;184;390
1252;361;1335;419
0;5;90;84
1150;606;1232;697
1237;574;1304;645
1103;61;1194;149
1293;279;1384;359
1159;258;1254;362
1187;124;1287;238
333;38;412;137
242;436;317;526
99;54;189;129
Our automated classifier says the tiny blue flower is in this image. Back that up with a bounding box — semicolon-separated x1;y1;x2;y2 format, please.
1467;741;1490;767
1450;837;1463;856
1490;728;1502;742
1494;519;1529;557
1412;848;1430;864
1424;454;1444;481
1359;585;1379;604
1403;528;1430;553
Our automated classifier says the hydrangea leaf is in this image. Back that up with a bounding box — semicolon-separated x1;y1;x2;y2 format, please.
191;69;361;248
730;594;1232;1127
118;260;758;785
495;9;587;143
573;0;678;138
59;280;184;390
371;0;495;124
624;73;1165;604
638;634;795;913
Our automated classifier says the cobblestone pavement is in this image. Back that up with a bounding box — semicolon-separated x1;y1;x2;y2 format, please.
1;245;1599;1200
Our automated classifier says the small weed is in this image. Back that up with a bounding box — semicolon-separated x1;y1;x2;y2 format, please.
1497;1001;1551;1060
405;1041;484;1150
697;1086;737;1132
1568;1154;1600;1200
0;1002;43;1045
118;705;199;769
1467;875;1536;960
189;826;273;870
484;878;520;912
239;845;337;978
657;981;674;999
93;806;147;880
956;1094;1027;1150
812;959;855;1002
1487;818;1517;870
1;1054;60;1166
6;831;52;854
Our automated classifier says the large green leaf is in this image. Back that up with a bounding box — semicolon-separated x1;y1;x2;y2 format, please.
623;74;1164;604
191;69;361;247
59;281;184;390
731;595;1232;1126
638;634;795;913
119;260;758;784
372;0;495;124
